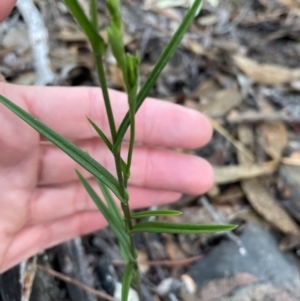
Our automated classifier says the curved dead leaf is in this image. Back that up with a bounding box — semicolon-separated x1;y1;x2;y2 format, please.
233;55;300;85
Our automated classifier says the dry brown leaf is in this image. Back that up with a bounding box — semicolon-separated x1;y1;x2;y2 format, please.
258;102;288;160
190;79;220;100
53;29;86;42
282;154;300;166
238;125;300;235
277;0;300;15
106;64;125;89
214;161;278;184
207;184;220;198
197;15;218;26
182;39;205;55
202;88;242;117
241;178;300;235
165;239;186;261
13;72;35;85
233;55;300;85
54;29;110;43
212;185;244;203
210;118;254;161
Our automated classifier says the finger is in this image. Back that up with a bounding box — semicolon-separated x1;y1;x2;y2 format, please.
0;83;212;149
1;211;106;273
0;0;16;22
28;179;181;225
38;138;214;195
4;185;180;272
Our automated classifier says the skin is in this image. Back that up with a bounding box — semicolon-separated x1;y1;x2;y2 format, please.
0;2;214;273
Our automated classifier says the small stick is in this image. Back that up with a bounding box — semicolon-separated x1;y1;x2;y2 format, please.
71;237;97;301
16;0;55;85
210;118;254;162
112;255;203;267
20;256;37;301
227;111;300;124
281;157;300;166
200;196;247;256
37;264;117;301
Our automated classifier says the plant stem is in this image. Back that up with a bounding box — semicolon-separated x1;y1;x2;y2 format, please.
125;94;136;187
133;264;142;301
112;0;204;151
94;50;138;283
94;52;117;140
114;152;127;201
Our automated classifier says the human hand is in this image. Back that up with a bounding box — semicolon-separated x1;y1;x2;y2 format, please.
0;83;213;273
0;0;213;273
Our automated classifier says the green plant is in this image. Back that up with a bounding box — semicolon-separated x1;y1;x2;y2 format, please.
0;0;235;300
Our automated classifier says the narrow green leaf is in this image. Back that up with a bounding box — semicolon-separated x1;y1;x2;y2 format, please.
85;119;129;178
97;179;123;225
64;0;105;54
87;117;113;150
121;160;130;178
90;0;98;30
121;263;135;301
0;95;123;200
131;210;182;219
112;0;204;152
76;170;133;262
130;222;236;234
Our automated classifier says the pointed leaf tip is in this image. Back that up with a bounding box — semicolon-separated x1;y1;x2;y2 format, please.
130;221;236;234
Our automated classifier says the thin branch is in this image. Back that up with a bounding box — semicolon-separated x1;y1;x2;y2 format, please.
37;264;117;301
227;111;300;124
16;0;55;85
112;255;203;267
281;157;300;166
200;196;247;256
210;117;254;162
20;256;37;301
71;237;97;301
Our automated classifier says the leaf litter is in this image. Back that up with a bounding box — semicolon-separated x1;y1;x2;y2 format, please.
1;0;300;300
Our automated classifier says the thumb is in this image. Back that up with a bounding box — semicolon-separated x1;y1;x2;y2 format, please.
0;0;17;22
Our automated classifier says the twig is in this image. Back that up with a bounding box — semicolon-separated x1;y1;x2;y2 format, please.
37;264;117;301
200;196;247;256
72;237;97;301
20;256;37;301
227;111;300;124
281;157;300;166
210;118;254;162
16;0;55;85
112;255;203;267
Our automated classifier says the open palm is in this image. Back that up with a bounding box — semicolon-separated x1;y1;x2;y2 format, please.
0;83;213;273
